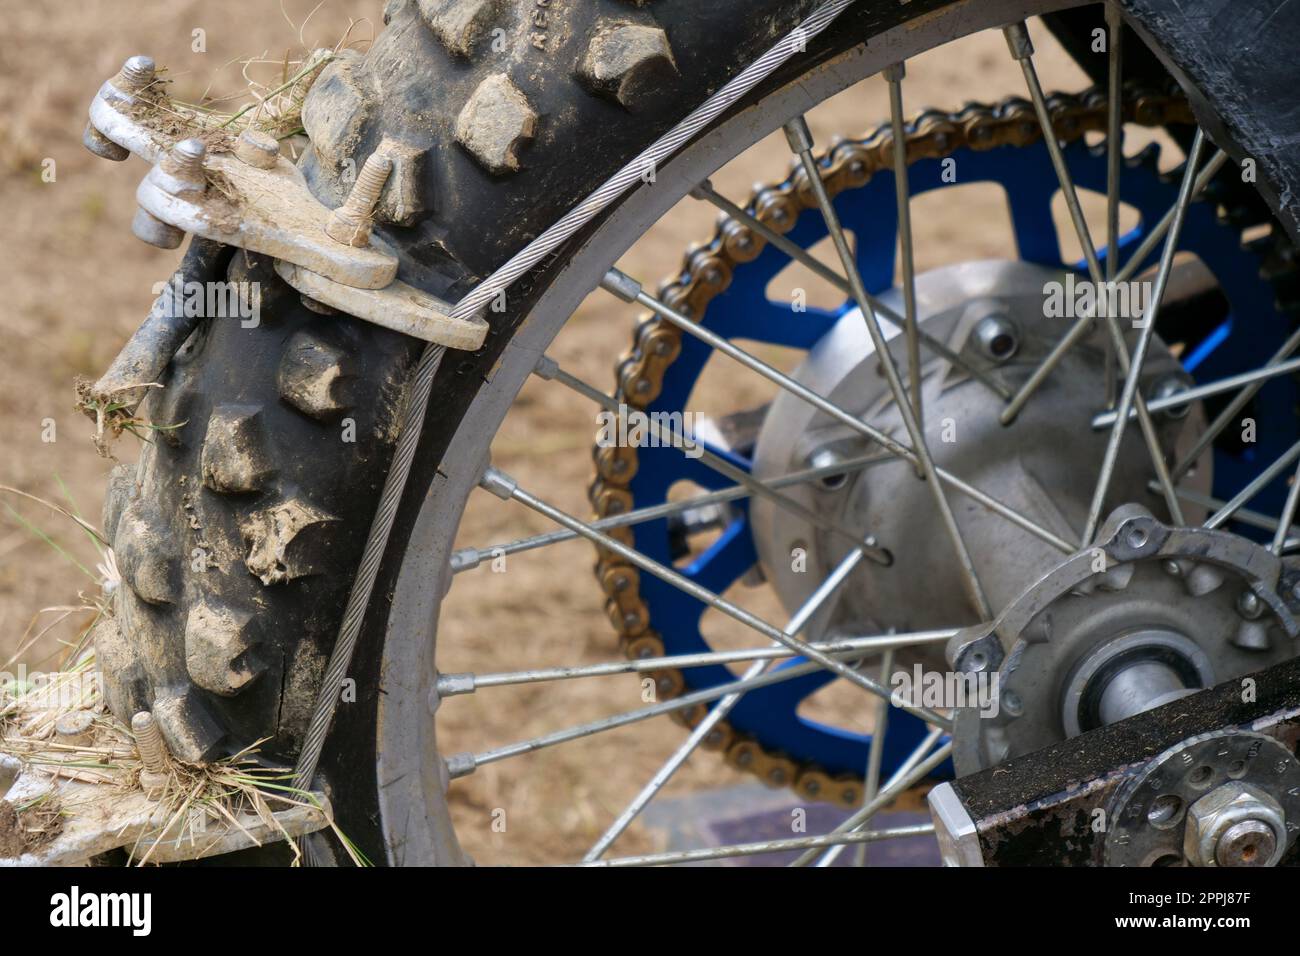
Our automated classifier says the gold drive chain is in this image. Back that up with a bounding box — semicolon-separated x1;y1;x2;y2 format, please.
588;83;1195;808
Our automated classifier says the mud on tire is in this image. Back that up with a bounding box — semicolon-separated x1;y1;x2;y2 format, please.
95;0;837;767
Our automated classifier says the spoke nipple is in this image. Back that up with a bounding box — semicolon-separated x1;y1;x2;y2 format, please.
883;62;905;83
435;673;476;698
445;752;477;779
600;268;641;303
533;354;560;380
1003;22;1034;60
449;548;482;573
479;466;517;501
783;117;815;155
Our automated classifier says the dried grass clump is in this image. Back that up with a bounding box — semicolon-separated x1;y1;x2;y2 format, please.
123;12;375;158
0;484;361;866
1;648;366;865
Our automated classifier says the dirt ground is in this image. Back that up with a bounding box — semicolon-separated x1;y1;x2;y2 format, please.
0;1;1106;864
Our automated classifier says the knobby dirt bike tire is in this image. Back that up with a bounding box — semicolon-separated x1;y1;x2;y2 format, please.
93;0;1299;863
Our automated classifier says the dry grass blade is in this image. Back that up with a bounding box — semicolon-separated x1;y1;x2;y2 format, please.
2;645;359;865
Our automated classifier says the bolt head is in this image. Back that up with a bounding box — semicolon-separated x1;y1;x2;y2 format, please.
54;710;96;745
234;129;281;169
138;769;169;799
1237;590;1264;620
973;313;1019;362
1151;375;1193;420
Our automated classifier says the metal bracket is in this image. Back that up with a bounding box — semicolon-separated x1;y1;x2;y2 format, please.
276;260;488;350
85;58;487;349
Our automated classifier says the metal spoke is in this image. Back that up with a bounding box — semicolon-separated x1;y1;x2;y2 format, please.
997;150;1228;426
1204;437;1300;530
452;448;894;572
786;115;990;618
602;268;1077;555
1171;323;1300;481
818;717;939;868
886;62;923;430
1272;461;1300;555
478;467;950;730
1093;354;1300;428
1103;2;1123;408
584;546;866;861
1005;22;1106;282
1153;482;1300;547
690;181;1014;400
791;739;952;866
1006;21;1186;532
440;629;953;695
447;644;856;779
537;354;892;565
1095;309;1187;531
853;647;893;867
1083;129;1207;542
583;822;935;867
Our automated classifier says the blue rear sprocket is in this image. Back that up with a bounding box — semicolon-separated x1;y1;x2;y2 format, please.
611;109;1296;794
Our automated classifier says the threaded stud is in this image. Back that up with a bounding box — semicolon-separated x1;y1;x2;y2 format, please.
325;153;393;247
162;138;207;181
132;710;171;798
117;55;157;92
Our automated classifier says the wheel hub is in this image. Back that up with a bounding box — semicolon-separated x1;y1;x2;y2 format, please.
950;507;1300;773
750;258;1203;650
586;84;1298;796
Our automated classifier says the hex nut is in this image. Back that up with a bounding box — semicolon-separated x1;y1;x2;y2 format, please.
1184;782;1287;867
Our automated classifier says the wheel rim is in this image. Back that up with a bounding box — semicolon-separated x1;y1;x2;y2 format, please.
364;0;1297;866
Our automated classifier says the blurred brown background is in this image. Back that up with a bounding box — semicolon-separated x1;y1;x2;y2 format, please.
0;1;1100;862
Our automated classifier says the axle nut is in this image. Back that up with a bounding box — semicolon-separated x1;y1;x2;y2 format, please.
1185;781;1287;867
